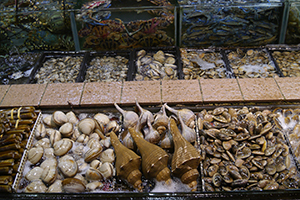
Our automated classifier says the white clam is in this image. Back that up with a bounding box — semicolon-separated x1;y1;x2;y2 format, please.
99;149;115;163
59;122;74;137
35;123;46;139
41;157;58;169
25;167;44;181
98;162;115;179
85;167;103;181
49;130;61;146
100;137;111;148
86;181;103;191
35;138;50;148
94;113;110;127
41;165;57;184
78;118;96;135
66;111;78;124
27;146;44;165
53;139;73;156
52;111;68;126
48;180;62;193
25;179;47;193
58;155;78;178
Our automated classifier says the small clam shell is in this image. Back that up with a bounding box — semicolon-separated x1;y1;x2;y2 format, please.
87;138;101;149
44;147;55;159
25;167;44;181
100;137;111;148
98;162;115;179
41;165;57;184
28;146;44;165
77;134;89;144
85;167;103;181
90;160;102;169
86;181;103;191
94;113;110;127
35;138;50;148
99;149;115;163
84;146;103;163
76;159;89;172
58;155;78;178
41;157;58;168
106;120;120;134
165;57;176;64
48;180;62;193
137;49;146;57
52;111;68;126
25;179;47;193
78;118;96;135
49;130;61;146
35;123;46;139
43;115;56;128
53;139;73;156
66;111;78;124
62;178;86;193
59;122;74;137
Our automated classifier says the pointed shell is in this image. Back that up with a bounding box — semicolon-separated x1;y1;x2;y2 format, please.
53;139;73;156
58;155;78;177
62;178;86;193
114;103;139;130
28;146;44;165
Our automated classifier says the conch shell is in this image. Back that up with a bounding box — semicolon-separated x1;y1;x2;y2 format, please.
178;114;196;144
135;100;154;127
128;127;171;184
114;103;139;130
169;118;200;191
153;104;169;135
109;131;143;191
143;116;161;144
165;103;195;129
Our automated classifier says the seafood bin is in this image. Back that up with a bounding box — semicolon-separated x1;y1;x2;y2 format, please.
5;104;300;199
28;51;88;84
75;0;176;51
268;46;300;77
131;46;183;81
224;47;283;78
180;48;232;79
285;1;300;44
0;9;74;54
179;2;283;47
78;50;132;82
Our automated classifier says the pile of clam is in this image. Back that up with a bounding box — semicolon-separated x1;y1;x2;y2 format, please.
19;102;202;192
273;108;300;165
134;49;178;81
199;106;300;191
85;55;129;82
271;51;300;77
34;56;83;84
227;49;278;78
21;111;119;193
180;49;228;79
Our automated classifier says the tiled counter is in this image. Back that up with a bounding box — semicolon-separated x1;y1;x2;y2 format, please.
0;77;298;108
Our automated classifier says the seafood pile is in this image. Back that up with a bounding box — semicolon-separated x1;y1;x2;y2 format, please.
134;49;178;81
286;5;300;44
271;51;300;77
181;5;280;47
180;48;228;79
18;102;202;192
85;55;129;82
227;49;278;78
0;107;38;193
199;106;300;191
34;56;83;84
273;108;300;165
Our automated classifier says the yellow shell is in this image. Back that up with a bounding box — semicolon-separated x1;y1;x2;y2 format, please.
128;127;171;183
169;118;200;190
109;131;143;191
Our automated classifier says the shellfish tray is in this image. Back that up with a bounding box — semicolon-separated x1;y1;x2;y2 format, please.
224;47;284;78
8;104;300;199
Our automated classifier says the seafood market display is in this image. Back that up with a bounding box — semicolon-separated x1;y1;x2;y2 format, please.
199;106;300;191
77;0;175;51
181;4;281;47
134;49;179;81
271;51;300;77
226;48;278;78
180;48;228;79
0;106;39;193
85;54;129;82
17;103;201;193
34;56;83;84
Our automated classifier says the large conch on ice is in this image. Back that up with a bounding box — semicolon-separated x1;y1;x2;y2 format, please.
109;131;143;191
128;127;171;184
169;118;200;191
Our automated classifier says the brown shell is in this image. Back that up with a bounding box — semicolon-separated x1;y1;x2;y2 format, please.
109;131;142;191
128;128;171;183
169;118;200;190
